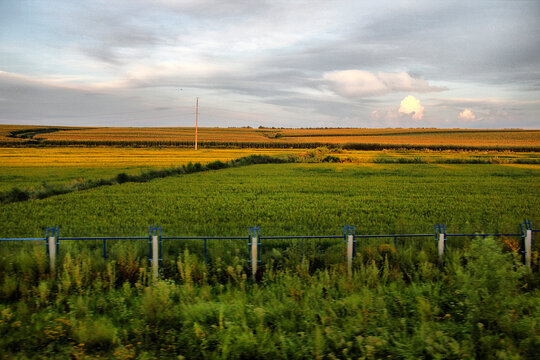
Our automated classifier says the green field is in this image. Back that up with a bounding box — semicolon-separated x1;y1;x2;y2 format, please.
1;163;538;238
1;152;540;358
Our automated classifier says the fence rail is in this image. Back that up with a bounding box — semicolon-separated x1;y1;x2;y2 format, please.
0;220;536;278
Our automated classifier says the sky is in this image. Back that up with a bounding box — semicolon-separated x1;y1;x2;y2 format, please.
1;0;539;129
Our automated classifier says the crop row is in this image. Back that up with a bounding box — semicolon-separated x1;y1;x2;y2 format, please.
1;139;539;152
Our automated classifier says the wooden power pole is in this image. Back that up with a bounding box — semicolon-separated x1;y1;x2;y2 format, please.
195;97;198;150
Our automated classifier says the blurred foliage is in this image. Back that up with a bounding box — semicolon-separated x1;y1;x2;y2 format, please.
0;238;539;358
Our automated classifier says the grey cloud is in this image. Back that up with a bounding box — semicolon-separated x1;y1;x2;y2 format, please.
323;70;445;98
151;0;272;19
70;0;540;90
0;73;160;125
357;1;540;86
429;97;540;129
76;16;163;65
257;1;540;89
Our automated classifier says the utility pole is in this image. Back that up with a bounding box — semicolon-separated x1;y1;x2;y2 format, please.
195;97;198;150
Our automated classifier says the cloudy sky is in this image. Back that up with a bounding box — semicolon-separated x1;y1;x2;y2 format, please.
1;0;539;128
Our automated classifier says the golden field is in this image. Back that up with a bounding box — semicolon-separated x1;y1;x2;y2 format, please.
0;147;290;168
279;130;540;147
34;127;268;142
1;146;538;167
0;125;41;142
1;125;538;148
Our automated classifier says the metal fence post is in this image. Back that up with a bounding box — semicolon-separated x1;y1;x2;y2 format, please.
47;226;59;274
525;229;532;269
438;232;445;257
344;225;355;275
436;224;446;258
149;226;161;280
249;226;260;280
522;220;533;269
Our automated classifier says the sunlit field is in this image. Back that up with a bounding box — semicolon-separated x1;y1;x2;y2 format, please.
1;125;539;150
1;146;539;193
0;147;291;192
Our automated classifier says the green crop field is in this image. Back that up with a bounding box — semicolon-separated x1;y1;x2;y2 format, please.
1;163;539;237
1;149;539;359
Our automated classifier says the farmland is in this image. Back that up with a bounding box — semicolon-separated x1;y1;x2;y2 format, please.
1;163;539;237
0;130;539;358
0;160;539;358
1;125;539;150
1;146;539;203
0;147;290;192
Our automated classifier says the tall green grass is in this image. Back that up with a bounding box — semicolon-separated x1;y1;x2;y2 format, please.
0;237;538;358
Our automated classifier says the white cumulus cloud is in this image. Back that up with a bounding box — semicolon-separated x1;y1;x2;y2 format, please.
323;70;443;98
459;108;476;121
399;95;425;120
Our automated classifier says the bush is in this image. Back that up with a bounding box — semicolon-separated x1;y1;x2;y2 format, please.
206;160;227;170
321;155;340;163
116;173;130;184
7;188;30;202
296;147;342;163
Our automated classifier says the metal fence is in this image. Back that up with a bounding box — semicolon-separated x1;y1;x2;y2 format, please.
0;220;537;278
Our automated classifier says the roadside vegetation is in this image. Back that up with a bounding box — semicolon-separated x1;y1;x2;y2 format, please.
0;236;539;359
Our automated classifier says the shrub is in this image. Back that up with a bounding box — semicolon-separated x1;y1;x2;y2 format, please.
206;160;227;170
6;188;30;202
321;155;340;163
116;173;130;184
